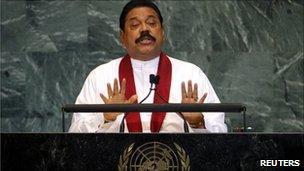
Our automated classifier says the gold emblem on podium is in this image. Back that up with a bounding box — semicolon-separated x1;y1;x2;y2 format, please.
118;142;190;171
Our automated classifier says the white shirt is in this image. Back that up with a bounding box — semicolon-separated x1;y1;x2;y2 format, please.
69;56;227;133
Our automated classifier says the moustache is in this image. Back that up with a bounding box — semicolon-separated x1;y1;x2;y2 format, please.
135;31;156;44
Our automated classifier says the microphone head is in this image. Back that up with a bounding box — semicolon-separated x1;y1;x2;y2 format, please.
149;74;156;84
149;74;160;85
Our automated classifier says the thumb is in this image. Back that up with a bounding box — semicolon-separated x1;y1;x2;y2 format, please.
100;93;108;103
199;93;207;103
127;95;138;104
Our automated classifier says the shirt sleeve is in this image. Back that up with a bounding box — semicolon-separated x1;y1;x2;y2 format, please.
197;69;228;133
68;71;104;132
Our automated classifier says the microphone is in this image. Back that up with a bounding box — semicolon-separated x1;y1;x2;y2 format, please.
119;74;190;133
150;75;189;133
150;74;160;85
119;74;159;132
138;74;159;104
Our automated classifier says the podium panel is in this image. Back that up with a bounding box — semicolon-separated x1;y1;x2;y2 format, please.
2;133;303;170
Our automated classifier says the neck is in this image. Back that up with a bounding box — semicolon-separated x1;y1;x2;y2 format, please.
129;52;161;61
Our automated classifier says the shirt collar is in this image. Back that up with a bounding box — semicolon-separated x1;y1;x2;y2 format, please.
130;56;160;69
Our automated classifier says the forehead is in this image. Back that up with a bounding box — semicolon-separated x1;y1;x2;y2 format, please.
125;7;159;21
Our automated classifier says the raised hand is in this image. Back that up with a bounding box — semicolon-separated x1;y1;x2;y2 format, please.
100;78;137;121
181;80;207;128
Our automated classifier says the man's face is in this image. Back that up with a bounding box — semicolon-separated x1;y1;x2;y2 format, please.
120;7;164;60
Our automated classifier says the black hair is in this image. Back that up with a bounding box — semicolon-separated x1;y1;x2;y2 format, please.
119;0;163;31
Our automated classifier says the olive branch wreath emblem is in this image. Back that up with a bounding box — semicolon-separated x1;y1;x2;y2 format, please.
118;142;190;171
174;143;190;171
118;143;134;171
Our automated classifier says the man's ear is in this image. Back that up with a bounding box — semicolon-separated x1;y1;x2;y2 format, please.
120;30;126;49
162;27;165;41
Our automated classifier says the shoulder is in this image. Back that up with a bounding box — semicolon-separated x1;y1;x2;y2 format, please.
167;56;206;76
92;57;123;74
88;57;123;78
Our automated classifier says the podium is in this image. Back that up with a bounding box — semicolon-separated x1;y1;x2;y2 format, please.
2;133;303;170
2;104;303;169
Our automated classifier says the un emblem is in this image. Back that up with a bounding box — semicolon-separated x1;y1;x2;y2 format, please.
118;142;190;171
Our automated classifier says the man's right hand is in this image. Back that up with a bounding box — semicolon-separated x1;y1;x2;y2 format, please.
100;78;137;121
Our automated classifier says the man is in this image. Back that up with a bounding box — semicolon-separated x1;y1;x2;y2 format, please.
69;0;227;133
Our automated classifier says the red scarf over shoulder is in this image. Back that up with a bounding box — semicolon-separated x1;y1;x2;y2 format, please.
118;52;172;132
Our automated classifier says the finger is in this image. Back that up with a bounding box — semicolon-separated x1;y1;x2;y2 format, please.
107;83;113;97
127;95;138;103
100;93;108;103
120;78;126;95
199;93;208;103
181;82;186;98
193;83;198;100
113;79;118;95
187;80;193;97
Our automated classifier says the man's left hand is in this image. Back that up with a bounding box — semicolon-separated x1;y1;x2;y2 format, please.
181;80;207;128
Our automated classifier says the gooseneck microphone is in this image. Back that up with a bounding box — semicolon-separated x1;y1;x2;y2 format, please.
150;75;189;133
119;74;159;132
150;74;160;85
119;74;189;133
138;74;159;104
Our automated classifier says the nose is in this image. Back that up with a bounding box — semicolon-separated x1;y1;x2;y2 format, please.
140;23;150;32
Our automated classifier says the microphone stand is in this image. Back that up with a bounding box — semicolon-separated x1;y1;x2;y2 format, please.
119;75;155;133
154;90;189;133
119;81;154;132
119;74;189;133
